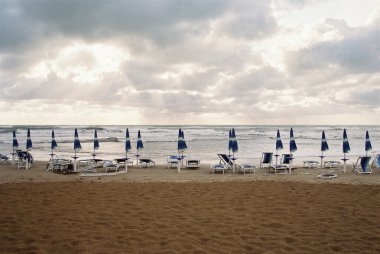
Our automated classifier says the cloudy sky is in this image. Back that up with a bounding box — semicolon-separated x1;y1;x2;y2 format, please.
0;0;379;125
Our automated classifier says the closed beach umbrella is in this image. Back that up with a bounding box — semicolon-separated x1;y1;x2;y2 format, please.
93;130;99;158
289;128;297;153
136;130;143;165
228;129;232;156
73;128;81;171
12;130;19;150
320;130;329;168
289;128;297;173
124;128;132;172
50;130;58;159
177;129;188;173
25;128;32;170
12;130;19;164
231;128;238;173
26;128;32;151
342;129;350;173
275;129;283;165
365;130;372;156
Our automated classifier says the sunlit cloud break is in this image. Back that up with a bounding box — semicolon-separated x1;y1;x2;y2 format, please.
0;0;379;125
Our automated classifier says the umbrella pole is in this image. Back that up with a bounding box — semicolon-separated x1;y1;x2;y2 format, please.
320;151;324;169
275;149;279;166
12;148;15;165
125;152;128;172
289;153;292;173
93;148;95;159
26;152;29;170
74;150;77;172
136;151;139;166
232;152;235;174
177;152;181;173
343;153;346;173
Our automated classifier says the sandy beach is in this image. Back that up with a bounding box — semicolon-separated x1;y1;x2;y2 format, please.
1;161;380;253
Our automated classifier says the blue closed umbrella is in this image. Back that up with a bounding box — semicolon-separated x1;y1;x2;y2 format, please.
26;128;32;151
125;128;132;153
177;129;188;172
275;129;283;165
289;128;297;173
93;130;99;158
73;128;81;171
25;128;32;169
12;130;19;164
320;130;329;168
50;130;58;159
136;130;143;165
230;128;238;173
342;129;350;173
289;128;297;153
365;130;372;156
74;128;82;152
228;129;233;156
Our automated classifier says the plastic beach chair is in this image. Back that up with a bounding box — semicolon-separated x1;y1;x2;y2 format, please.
353;156;372;174
259;152;273;168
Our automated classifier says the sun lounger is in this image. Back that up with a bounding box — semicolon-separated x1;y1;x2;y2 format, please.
103;160;120;172
259;152;273;168
324;161;341;169
186;159;200;169
139;158;155;168
269;154;292;174
0;153;9;163
167;155;179;168
217;154;236;170
303;160;319;168
210;164;226;174
238;164;257;175
353;156;372;174
16;150;33;169
372;154;380;169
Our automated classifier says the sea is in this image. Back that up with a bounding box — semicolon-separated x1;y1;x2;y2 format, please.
0;125;379;165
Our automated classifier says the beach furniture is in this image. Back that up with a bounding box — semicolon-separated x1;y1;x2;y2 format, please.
303;161;319;168
16;150;33;169
210;163;227;174
103;160;120;172
373;154;380;168
218;153;235;169
269;154;292;174
275;130;284;166
46;157;72;172
167;155;179;168
259;152;273;168
238;164;257;175
139;158;155;168
324;161;341;169
0;153;9;163
186;159;200;169
353;156;372;174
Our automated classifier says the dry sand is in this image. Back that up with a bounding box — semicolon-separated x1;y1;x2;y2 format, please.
1;161;380;253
